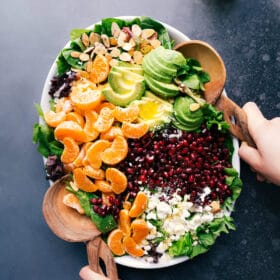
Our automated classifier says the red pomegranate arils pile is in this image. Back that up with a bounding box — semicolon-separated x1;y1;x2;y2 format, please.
117;124;232;206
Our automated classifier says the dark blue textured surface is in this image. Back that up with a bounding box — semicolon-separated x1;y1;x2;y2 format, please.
0;0;280;279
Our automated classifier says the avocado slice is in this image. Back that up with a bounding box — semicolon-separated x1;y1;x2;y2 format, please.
102;81;145;107
142;55;173;83
173;96;204;131
144;74;179;99
117;62;144;75
108;71;133;93
146;51;177;77
155;46;186;67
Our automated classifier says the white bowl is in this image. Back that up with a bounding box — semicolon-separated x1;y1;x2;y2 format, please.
40;16;240;269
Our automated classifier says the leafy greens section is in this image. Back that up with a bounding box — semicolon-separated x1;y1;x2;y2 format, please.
56;17;173;76
66;184;117;233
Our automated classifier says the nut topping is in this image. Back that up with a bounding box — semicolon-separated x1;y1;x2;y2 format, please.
81;33;90;47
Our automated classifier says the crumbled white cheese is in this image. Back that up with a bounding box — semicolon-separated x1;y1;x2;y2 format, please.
156;201;172;219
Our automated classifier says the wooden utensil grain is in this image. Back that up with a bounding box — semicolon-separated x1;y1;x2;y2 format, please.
42;175;118;280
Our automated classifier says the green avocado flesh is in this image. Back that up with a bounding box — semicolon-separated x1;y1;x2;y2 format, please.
103;65;145;106
143;46;186;99
173;96;204;131
144;75;179;98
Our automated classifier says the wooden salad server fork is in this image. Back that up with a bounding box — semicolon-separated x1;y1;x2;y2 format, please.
42;175;118;280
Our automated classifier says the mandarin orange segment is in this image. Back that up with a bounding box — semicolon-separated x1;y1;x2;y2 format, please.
55;97;73;113
86;140;111;169
101;136;128;165
84;110;99;141
60;137;80;164
123;236;145;257
73;168;98;192
94;107;114;133
131;219;150;244
96;102;116;114
88;54;110;84
107;229;125;256
113;105;139;123
122;121;149;139
44;110;66;127
83;165;105;180
95;180;112;193
54;121;87;142
63;193;85;214
70;88;103;110
129;191;148;218
66;112;85;128
73;142;91;167
105;168;127;194
118;209;131;236
100;126;123;141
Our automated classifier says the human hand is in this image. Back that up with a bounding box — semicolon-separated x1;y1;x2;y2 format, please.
238;102;280;185
79;266;110;280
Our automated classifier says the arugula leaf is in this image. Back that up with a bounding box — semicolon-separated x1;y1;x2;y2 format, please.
168;232;193;257
32;123;63;157
202;104;230;132
34;103;44;119
208;216;236;237
70;29;89;40
140;17;173;49
197;232;215;247
56;52;71;76
61;48;85;70
190;244;209;258
177;58;210;91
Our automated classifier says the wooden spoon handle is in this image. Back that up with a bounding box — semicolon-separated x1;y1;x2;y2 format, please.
86;237;118;280
216;94;256;147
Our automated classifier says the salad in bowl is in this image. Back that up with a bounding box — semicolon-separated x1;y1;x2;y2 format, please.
33;16;242;268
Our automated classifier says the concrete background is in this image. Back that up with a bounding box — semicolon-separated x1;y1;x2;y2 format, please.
0;0;280;279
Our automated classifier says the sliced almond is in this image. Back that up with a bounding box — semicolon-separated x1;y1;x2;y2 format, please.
71;51;82;58
189;103;201;112
141;29;155;39
79;53;90;62
89;32;101;45
150;39;161;49
210;201;221;213
70;181;79;192
81;33;90;47
101;34;110;48
119;52;131;62
131;24;142;37
109;59;119;67
129;38;136;47
110;47;121;58
111;22;121;38
122;42;133;51
133;51;143;65
93;43;107;55
84;46;95;54
118;31;128;47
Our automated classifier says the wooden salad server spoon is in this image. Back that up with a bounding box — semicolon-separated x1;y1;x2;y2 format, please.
42;175;118;280
174;40;255;147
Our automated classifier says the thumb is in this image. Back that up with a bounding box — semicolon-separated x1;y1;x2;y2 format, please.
79;266;109;280
238;141;262;171
242;102;267;141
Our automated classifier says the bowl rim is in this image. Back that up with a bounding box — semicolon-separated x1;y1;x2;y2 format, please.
40;16;240;269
